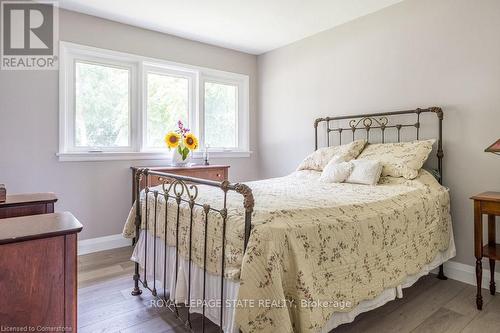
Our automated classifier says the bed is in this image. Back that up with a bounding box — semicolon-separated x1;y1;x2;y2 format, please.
123;107;455;333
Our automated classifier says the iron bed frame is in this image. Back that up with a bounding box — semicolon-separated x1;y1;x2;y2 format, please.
130;106;447;332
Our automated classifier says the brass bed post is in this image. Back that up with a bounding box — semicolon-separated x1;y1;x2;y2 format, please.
234;183;255;251
132;168;143;296
433;107;444;185
314;118;322;151
234;183;254;333
433;107;448;281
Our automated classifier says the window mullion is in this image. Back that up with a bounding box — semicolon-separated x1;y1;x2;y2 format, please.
136;62;145;152
198;76;205;149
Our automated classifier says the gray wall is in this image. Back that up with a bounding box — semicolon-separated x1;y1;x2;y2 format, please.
0;9;259;240
257;0;500;267
2;0;499;268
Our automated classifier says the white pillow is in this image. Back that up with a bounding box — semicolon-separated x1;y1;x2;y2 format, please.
320;157;352;183
345;160;383;185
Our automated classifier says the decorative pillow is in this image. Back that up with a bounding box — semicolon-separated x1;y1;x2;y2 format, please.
297;139;367;171
319;158;352;183
356;139;435;180
345;160;383;185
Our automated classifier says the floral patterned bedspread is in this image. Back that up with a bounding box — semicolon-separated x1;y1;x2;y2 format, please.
123;169;452;333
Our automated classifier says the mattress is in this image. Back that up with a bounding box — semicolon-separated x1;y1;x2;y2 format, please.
124;169;453;332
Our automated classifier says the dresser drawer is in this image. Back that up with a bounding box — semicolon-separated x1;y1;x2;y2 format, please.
0;204;48;219
0;193;57;219
148;168;227;185
132;165;229;203
173;168;226;181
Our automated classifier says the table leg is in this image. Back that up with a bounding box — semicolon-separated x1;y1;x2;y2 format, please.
476;258;483;310
489;259;496;295
488;214;496;296
474;202;483;310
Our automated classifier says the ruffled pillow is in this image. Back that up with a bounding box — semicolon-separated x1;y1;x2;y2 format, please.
355;139;435;180
345;160;383;185
319;157;352;183
297;139;367;171
320;159;383;185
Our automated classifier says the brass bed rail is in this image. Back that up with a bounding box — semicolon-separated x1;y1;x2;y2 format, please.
314;107;444;183
131;168;254;332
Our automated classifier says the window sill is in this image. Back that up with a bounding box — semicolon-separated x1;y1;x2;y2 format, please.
56;150;252;162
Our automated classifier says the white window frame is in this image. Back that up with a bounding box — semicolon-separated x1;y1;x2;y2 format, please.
71;60;135;151
142;64;198;152
58;42;250;162
200;73;249;152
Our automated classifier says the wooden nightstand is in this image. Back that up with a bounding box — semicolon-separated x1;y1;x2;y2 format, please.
131;165;230;204
0;192;57;219
471;191;500;310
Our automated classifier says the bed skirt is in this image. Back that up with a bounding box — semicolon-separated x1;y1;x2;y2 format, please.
131;227;456;333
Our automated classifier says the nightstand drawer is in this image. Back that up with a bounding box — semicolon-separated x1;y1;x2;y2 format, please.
481;201;500;215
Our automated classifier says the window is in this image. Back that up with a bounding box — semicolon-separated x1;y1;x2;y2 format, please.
204;81;238;148
145;71;190;148
59;42;250;161
75;61;130;148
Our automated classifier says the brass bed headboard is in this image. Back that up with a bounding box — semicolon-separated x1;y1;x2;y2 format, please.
314;107;444;184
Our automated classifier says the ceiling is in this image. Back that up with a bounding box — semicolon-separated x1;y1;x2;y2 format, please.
57;0;404;55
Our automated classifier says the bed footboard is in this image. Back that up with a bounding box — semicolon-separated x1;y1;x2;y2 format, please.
131;168;254;332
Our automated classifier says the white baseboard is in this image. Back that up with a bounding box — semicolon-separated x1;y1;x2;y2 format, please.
78;233;131;255
437;260;500;292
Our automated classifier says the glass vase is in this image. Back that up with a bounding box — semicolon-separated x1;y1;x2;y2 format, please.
171;148;191;166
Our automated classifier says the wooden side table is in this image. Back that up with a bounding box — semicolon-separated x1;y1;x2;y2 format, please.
471;191;500;310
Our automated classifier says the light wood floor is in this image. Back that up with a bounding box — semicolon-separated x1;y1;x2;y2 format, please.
78;246;500;333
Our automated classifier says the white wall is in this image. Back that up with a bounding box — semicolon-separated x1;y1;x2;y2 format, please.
257;0;500;267
0;8;259;240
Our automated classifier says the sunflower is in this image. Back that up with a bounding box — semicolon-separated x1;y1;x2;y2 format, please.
164;131;181;149
184;133;199;150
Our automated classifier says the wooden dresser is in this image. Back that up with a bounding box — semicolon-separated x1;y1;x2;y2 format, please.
131;165;229;203
0;212;82;330
0;192;57;219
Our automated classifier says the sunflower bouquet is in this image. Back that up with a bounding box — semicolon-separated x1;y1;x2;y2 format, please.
164;121;199;164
